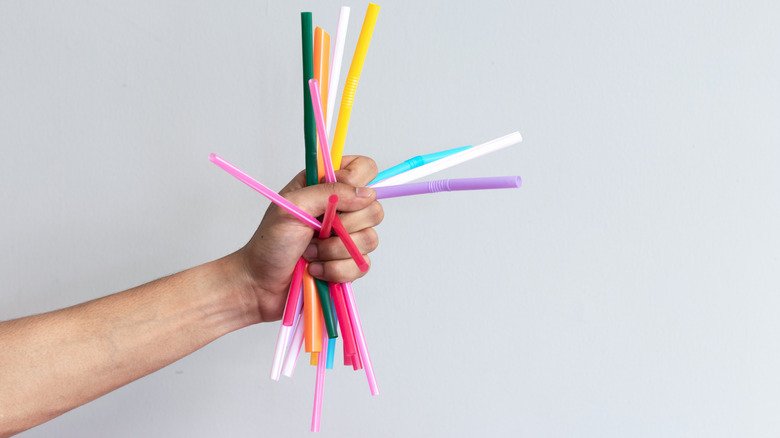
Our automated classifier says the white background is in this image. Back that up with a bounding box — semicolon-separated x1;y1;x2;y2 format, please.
2;1;779;436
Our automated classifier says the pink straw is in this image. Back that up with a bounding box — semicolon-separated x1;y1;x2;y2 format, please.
209;154;322;231
342;282;378;395
311;320;328;432
309;79;338;183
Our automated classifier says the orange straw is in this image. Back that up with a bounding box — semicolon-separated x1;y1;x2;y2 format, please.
303;268;322;354
313;27;330;181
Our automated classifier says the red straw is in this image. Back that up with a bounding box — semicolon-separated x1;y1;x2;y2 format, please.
329;283;356;360
331;214;369;272
319;195;339;239
282;258;307;326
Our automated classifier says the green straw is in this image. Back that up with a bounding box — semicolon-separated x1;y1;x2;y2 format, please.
301;12;317;187
315;278;339;339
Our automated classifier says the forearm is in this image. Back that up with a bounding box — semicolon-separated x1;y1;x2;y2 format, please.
0;253;257;437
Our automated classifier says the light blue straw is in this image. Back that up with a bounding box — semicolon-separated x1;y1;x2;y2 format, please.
326;306;337;369
368;145;473;186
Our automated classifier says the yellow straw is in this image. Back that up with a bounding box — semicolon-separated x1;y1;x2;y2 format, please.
314;28;330;181
330;3;380;170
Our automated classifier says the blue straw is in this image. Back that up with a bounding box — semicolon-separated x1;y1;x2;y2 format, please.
326;302;337;369
368;145;473;186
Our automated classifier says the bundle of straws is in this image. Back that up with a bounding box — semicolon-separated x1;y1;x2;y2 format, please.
209;3;523;431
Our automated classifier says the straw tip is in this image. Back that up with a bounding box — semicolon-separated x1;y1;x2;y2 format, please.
208;153;218;162
515;176;522;187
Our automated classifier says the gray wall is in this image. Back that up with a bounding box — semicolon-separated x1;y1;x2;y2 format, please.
2;1;779;436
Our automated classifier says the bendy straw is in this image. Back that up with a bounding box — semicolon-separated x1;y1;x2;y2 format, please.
330;3;380;170
368;145;473;186
369;131;523;188
374;176;522;199
309;79;338;183
342;282;377;395
209;154;323;231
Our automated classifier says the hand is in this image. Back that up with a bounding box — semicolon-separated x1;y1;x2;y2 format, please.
234;155;384;323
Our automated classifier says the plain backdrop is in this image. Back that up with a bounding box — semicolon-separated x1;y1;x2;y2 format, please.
2;1;779;437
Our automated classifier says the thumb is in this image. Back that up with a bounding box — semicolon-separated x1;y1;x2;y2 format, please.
284;182;376;219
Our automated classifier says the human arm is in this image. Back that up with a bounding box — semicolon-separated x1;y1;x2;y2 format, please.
0;155;383;437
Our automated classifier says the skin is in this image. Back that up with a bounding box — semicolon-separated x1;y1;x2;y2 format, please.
0;155;384;437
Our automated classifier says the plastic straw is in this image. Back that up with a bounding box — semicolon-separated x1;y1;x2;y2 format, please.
270;324;292;380
330;282;356;360
315;278;339;339
282;258;307;326
342;282;378;395
303;269;322;353
368;145;473;186
314;27;330;180
331;214;370;272
309;79;338;183
311;320;328;432
327;7;350;140
326;338;336;370
209;154;322;231
326;297;337;369
374;176;522;199
369;131;523;188
282;305;305;378
319;195;339;239
271;281;305;380
331;3;380;170
301;13;318;186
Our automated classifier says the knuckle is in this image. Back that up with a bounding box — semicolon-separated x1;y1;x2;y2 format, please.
369;201;384;224
360;156;379;178
363;228;379;252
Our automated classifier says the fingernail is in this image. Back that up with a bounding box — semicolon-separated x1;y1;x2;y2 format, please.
303;243;318;260
309;263;324;277
356;187;375;198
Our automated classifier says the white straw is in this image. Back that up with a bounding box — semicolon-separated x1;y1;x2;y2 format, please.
326;6;351;140
369;131;523;188
281;300;305;378
270;325;292;380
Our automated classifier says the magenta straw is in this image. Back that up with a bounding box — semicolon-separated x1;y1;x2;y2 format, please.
209;154;322;231
373;176;521;199
308;79;337;183
342;282;378;395
311;320;328;432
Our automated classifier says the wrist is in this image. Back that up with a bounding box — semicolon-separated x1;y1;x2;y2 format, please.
199;252;263;331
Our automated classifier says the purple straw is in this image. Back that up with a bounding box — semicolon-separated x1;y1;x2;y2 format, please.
373;176;521;199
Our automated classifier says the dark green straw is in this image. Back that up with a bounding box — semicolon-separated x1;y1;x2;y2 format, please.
315;278;339;339
303;13;337;340
301;12;317;187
